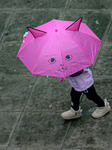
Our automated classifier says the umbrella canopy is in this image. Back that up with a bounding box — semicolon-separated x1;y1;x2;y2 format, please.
17;17;102;78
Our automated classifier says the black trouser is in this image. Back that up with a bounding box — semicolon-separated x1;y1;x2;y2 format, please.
70;85;105;110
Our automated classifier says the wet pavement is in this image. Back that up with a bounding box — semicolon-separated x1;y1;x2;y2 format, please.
0;0;112;150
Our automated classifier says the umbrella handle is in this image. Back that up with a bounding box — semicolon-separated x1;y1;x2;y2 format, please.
23;32;28;37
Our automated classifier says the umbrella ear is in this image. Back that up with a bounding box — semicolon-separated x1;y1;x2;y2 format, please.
66;17;83;31
27;27;47;38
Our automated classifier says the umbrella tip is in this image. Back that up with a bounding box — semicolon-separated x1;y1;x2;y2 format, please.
60;78;64;82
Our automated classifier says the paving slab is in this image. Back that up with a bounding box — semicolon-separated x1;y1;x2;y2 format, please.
0;10;12;38
0;42;31;75
81;80;112;112
61;111;112;150
24;76;71;111
63;10;111;40
68;0;112;9
0;112;20;150
17;0;68;9
0;0;17;8
7;148;60;150
61;149;105;150
105;22;112;43
7;112;71;150
8;148;60;150
97;44;112;57
0;0;112;150
92;55;112;77
0;75;36;111
2;9;62;45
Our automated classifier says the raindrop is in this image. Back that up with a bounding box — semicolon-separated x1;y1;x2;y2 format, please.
95;20;99;25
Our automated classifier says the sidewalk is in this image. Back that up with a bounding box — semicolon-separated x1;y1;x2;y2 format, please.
0;0;112;150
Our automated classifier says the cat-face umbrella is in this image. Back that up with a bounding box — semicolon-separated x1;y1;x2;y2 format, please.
17;17;102;78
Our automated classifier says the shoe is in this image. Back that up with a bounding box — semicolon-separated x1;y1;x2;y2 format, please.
92;99;111;119
61;107;82;120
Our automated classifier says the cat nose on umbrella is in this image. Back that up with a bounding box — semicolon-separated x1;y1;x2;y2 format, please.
58;64;67;72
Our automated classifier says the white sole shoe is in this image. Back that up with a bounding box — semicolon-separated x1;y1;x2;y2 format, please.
61;107;82;120
92;99;111;119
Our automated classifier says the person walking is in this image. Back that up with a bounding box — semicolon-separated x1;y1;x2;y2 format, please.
61;68;111;119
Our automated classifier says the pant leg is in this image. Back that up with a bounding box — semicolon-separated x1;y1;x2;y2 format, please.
70;87;82;110
83;85;105;107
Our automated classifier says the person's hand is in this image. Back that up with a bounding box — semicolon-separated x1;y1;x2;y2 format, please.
23;32;28;37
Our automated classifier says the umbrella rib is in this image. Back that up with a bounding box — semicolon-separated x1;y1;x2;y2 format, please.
76;43;93;64
56;35;65;78
77;31;101;64
32;35;50;74
63;31;94;64
53;19;65;78
17;37;36;58
79;29;101;42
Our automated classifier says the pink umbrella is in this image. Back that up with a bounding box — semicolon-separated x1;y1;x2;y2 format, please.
17;17;102;78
